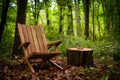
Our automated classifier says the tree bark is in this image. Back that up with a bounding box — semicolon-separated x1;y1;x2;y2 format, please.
31;0;40;25
102;1;111;31
92;0;95;42
12;0;27;56
57;0;64;34
74;0;81;36
82;0;90;39
96;4;101;40
67;0;73;35
44;0;51;29
0;0;10;43
59;6;63;33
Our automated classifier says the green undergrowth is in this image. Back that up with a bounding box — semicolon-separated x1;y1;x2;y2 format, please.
57;35;120;67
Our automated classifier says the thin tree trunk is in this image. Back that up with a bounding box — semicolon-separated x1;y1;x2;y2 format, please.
57;0;64;34
32;0;40;25
82;0;90;39
74;0;81;36
0;0;10;43
92;0;95;42
12;0;27;56
102;1;110;31
67;0;73;35
116;0;120;30
35;0;37;25
44;0;50;29
59;6;63;33
96;4;101;40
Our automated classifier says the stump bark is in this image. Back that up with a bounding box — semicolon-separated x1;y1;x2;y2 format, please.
67;48;93;67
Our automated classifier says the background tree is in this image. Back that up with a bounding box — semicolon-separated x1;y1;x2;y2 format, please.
0;0;10;42
12;0;28;56
74;0;81;36
44;0;51;29
66;0;74;35
82;0;90;39
57;0;65;34
92;0;95;41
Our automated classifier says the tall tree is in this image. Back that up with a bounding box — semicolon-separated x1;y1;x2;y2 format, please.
96;3;101;39
102;0;111;31
74;0;81;36
57;0;65;34
0;0;10;42
92;0;95;41
30;0;42;25
44;0;51;29
66;0;73;35
12;0;27;56
82;0;90;39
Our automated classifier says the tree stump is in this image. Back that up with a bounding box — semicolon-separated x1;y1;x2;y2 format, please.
67;48;93;67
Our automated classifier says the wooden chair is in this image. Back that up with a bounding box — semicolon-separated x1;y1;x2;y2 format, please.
17;23;63;73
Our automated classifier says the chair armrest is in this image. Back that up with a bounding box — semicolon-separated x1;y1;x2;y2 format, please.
47;40;62;51
18;42;30;49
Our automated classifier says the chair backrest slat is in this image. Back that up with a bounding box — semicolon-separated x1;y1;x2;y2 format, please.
22;25;31;56
26;26;35;54
31;26;40;52
18;23;49;56
34;26;44;53
18;23;29;57
39;26;48;53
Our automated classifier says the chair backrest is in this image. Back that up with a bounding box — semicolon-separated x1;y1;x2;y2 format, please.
17;23;48;57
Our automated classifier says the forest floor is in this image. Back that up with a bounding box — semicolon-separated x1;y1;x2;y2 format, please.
0;57;120;80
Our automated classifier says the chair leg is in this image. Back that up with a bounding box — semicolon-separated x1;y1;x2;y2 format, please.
18;58;35;73
26;59;35;73
18;57;27;66
49;60;64;70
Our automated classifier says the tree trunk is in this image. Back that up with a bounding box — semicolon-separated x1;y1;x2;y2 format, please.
74;0;81;36
116;0;120;31
31;0;40;25
57;0;64;34
82;0;90;39
92;0;95;42
12;0;27;56
59;6;63;34
44;0;51;29
102;1;111;31
96;4;101;40
0;0;10;43
67;0;73;35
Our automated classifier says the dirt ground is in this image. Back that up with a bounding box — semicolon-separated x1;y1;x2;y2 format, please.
0;57;120;80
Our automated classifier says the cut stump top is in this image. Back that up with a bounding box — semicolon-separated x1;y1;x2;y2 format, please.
67;48;93;51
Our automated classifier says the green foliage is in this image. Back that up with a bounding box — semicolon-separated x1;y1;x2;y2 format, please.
92;40;120;65
0;23;15;56
102;74;108;80
108;66;120;80
58;35;120;65
58;35;93;57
